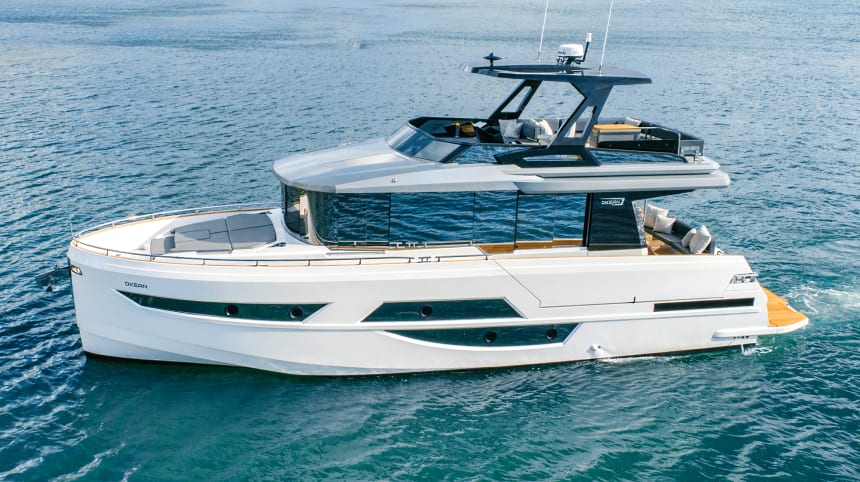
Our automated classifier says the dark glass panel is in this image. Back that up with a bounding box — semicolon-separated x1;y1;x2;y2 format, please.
283;185;306;235
389;192;475;244
307;191;338;244
363;194;391;243
553;193;586;240
654;298;755;312
336;194;389;244
301;190;587;248
454;145;519;165
474;191;517;243
120;291;325;322
364;299;521;322
389;324;578;347
515;194;555;242
387;125;433;157
585;193;646;250
592;150;686;164
335;194;366;242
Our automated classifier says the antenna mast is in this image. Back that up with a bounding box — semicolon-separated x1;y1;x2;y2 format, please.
537;0;550;62
598;0;615;74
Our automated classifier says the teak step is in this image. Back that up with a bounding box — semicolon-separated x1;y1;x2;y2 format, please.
763;287;807;327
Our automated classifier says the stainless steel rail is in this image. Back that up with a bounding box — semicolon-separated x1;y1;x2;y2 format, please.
72;203;274;239
71;236;419;266
71;204;435;266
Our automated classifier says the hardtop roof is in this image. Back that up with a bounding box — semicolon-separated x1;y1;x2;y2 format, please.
462;61;651;87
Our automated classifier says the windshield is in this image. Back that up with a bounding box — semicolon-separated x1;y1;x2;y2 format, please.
386;124;463;162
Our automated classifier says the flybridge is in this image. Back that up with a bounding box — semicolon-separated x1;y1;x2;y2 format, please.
462;53;651;151
274;42;719;252
272;50;719;195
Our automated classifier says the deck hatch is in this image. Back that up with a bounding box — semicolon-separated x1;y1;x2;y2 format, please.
119;291;325;322
653;298;755;312
363;299;521;322
387;324;577;347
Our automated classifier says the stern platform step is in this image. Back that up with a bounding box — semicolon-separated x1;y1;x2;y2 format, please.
763;287;808;327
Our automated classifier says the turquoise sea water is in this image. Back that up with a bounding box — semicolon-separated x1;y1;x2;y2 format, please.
2;0;859;479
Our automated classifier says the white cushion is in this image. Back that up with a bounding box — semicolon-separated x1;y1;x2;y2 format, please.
689;225;712;254
644;204;669;229
536;119;554;136
654;214;676;234
681;228;697;248
499;120;522;140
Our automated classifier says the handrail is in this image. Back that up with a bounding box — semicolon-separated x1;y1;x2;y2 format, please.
71;237;419;267
72;202;274;240
435;253;491;261
70;203;499;267
635;126;682;155
325;239;478;250
72;234;491;267
389;240;476;249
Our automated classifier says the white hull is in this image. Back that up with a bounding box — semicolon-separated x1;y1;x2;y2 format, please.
67;210;799;375
63;57;810;376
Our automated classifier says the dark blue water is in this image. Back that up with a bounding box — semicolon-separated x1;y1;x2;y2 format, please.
2;0;859;479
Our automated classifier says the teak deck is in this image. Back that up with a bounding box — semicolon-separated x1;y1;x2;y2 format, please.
763;287;807;327
645;232;681;255
479;239;582;254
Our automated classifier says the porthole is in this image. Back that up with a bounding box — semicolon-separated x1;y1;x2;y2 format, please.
419;305;433;318
484;331;497;343
224;304;239;317
545;328;558;340
290;307;305;320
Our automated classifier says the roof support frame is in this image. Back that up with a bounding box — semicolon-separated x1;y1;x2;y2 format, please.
552;83;613;147
489;80;542;121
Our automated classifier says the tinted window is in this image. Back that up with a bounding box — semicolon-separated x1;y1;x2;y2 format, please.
585;194;645;250
474;191;516;243
390;192;475;244
515;194;555;242
553;194;586;239
302;190;585;247
337;194;390;244
514;193;586;242
307;191;338;243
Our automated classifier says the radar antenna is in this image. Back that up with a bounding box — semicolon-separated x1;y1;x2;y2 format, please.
537;0;550;62
483;52;501;68
556;33;592;66
598;0;616;74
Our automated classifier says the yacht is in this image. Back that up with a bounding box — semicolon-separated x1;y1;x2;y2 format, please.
67;45;808;375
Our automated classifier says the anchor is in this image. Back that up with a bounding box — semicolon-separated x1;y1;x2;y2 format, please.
35;264;70;292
